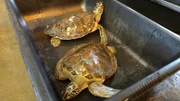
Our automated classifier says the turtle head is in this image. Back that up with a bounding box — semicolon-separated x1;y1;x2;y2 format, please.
93;2;104;22
61;82;80;100
44;24;54;36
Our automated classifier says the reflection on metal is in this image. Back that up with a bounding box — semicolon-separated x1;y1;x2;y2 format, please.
107;58;180;101
152;0;180;13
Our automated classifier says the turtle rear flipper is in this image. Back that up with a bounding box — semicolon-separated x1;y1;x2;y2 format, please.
50;37;61;47
88;82;121;98
98;24;108;45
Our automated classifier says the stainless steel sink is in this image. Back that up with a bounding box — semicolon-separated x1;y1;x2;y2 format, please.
118;0;180;33
164;0;180;6
5;0;180;101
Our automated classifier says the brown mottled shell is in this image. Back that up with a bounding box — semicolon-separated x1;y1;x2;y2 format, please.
59;43;117;80
46;12;95;40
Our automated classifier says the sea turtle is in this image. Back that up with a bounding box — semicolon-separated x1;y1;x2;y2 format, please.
44;2;107;47
55;43;121;100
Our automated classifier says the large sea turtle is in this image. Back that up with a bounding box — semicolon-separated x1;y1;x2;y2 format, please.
55;43;121;100
44;2;107;47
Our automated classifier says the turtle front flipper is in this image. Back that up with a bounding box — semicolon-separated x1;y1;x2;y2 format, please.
88;82;121;98
98;24;108;45
50;37;61;47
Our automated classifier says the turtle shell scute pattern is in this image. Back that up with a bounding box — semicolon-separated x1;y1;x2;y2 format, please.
49;12;95;40
59;43;117;80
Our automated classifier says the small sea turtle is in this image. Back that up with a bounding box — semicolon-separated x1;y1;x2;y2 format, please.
55;43;121;100
44;2;107;47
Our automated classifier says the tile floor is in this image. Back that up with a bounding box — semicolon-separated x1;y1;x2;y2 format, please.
0;1;36;101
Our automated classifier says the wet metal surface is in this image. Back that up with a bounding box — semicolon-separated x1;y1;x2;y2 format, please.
152;0;180;13
6;0;180;101
134;71;180;101
118;0;180;34
165;0;180;6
